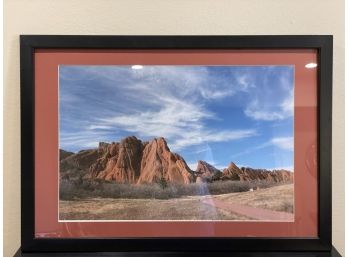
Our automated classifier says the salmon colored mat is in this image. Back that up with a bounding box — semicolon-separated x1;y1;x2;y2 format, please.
34;49;318;238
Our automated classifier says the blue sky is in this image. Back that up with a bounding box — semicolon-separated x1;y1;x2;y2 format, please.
59;65;294;171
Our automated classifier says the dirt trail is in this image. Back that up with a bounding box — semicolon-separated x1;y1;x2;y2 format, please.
202;197;294;221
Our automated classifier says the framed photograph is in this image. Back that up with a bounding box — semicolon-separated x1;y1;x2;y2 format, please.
19;35;333;255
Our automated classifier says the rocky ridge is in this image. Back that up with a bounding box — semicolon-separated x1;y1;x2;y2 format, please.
60;136;293;184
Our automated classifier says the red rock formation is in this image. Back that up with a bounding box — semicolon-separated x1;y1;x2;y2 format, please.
195;160;221;182
89;136;144;183
221;162;243;180
137;138;194;184
60;137;293;185
82;136;193;184
240;167;293;183
60;148;104;180
60;148;102;172
220;163;294;183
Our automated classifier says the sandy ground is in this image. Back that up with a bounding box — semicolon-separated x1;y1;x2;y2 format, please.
59;184;293;220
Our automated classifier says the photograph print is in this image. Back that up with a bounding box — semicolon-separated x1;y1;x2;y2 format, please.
59;65;295;221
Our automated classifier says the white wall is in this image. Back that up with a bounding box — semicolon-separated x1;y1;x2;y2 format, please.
4;0;345;256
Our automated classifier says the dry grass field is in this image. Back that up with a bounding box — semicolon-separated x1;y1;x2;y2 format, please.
59;184;294;220
214;183;294;213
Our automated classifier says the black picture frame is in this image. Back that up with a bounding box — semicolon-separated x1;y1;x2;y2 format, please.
19;35;333;256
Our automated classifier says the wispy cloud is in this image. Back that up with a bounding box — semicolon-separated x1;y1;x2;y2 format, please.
172;129;256;150
95;94;256;151
236;73;255;91
189;146;212;154
270;136;293;151
59;131;113;150
267;166;294;172
231;136;293;159
244;68;294;121
60;65;259;152
59;65;294;169
88;125;114;130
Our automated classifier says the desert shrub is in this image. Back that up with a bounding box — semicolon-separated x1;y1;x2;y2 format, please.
59;178;288;200
158;177;168;189
59;179;76;200
208;180;246;194
60;178;106;200
277;200;294;213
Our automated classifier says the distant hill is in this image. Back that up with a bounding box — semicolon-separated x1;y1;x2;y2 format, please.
59;149;74;161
